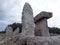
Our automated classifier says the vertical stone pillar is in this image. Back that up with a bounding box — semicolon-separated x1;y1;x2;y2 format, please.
35;18;50;36
22;3;34;37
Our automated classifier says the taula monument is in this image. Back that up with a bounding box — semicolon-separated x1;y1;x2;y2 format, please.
34;11;52;36
0;3;60;45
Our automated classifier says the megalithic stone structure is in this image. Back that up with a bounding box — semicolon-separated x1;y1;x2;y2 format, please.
34;11;52;36
22;3;35;37
5;26;13;38
13;27;19;38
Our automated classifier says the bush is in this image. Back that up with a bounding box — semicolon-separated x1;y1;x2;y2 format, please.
49;27;60;34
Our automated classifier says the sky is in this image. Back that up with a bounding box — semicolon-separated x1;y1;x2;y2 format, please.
0;0;60;31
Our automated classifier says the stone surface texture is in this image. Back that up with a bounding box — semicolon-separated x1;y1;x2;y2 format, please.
35;18;50;36
27;36;60;45
34;11;52;23
1;36;60;45
34;11;52;36
13;27;19;38
0;33;5;41
5;26;13;38
22;3;34;37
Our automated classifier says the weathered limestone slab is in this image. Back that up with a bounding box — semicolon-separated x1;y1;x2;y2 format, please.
5;26;13;38
34;11;52;36
34;11;52;23
21;3;35;37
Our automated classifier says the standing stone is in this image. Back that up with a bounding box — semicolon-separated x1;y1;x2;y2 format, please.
13;27;19;38
5;26;13;38
21;3;34;37
34;11;52;36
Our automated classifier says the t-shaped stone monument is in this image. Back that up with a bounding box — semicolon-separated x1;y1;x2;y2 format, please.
21;3;35;37
34;11;52;36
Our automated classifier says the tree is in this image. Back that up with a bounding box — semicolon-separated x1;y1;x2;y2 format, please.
49;27;60;34
8;23;22;33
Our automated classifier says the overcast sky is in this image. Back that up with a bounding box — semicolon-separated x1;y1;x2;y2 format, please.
0;0;60;31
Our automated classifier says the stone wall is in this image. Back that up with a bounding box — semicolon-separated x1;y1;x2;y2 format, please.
27;36;60;45
0;33;5;41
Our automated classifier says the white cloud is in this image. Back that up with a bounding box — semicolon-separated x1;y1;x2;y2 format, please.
0;20;10;31
0;0;60;31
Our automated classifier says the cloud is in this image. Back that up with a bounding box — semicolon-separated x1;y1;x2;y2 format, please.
0;10;7;20
0;20;10;31
0;0;22;31
0;0;60;31
26;0;60;28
